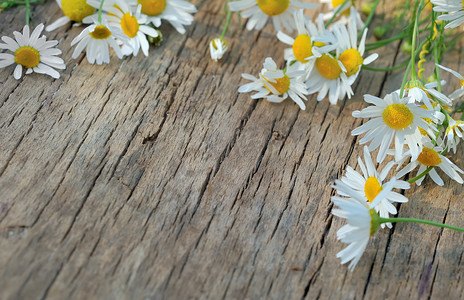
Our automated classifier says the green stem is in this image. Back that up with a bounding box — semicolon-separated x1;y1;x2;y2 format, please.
434;19;444;93
98;0;105;23
400;59;412;98
220;3;231;40
379;217;464;233
399;35;428;98
407;166;433;183
25;0;30;25
325;0;350;28
365;27;429;52
362;60;409;72
357;0;381;39
409;0;422;82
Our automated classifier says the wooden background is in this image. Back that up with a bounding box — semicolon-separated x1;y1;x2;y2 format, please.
1;0;464;299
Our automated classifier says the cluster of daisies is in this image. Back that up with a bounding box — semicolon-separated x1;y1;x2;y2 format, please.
0;0;197;79
235;4;378;109
331;4;464;270
226;0;464;270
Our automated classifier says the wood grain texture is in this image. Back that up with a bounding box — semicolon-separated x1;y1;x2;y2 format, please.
1;1;464;299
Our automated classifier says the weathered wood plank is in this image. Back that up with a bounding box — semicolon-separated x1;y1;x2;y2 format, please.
1;0;464;299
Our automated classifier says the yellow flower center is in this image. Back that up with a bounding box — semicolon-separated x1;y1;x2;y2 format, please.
417;147;442;166
313;41;325;47
121;13;139;38
460;79;464;87
89;25;112;39
364;177;383;203
138;0;167;16
61;0;95;22
263;74;290;94
257;0;290;16
292;34;313;63
339;48;363;77
332;0;350;15
382;104;414;130
14;46;40;68
315;54;342;79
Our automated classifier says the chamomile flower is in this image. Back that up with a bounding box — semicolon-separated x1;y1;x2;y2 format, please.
71;20;129;65
431;0;464;29
46;0;95;32
402;79;452;110
238;57;309;110
130;0;197;34
437;64;464;100
0;24;66;79
395;141;464;186
333;7;378;84
277;11;336;79
209;38;228;62
332;179;387;271
445;119;464;154
339;146;409;228
352;93;439;163
320;0;365;30
305;52;353;105
228;0;317;32
87;0;159;57
331;196;372;271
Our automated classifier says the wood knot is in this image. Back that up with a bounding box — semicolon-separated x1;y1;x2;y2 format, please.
272;131;286;141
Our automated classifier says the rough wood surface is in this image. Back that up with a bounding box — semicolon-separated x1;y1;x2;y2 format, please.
1;1;464;299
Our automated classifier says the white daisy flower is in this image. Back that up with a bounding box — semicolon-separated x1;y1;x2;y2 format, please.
431;0;464;29
414;103;445;141
209;38;228;62
71;20;129;65
86;0;159;57
445;118;464;154
332;196;372;271
228;0;317;32
339;146;409;228
395;141;464;186
130;0;197;34
305;52;353;105
46;0;96;32
277;11;337;79
332;179;392;271
402;80;452;110
437;64;464;100
334;7;378;84
238;57;309;110
0;24;66;79
352;92;440;163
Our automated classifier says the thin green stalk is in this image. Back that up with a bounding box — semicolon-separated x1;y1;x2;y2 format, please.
362;60;409;72
379;217;464;233
400;33;428;97
25;0;30;25
407;166;433;183
434;20;444;93
409;0;423;82
98;0;105;23
220;4;231;40
365;27;429;53
325;0;350;28
400;60;412;98
432;123;442;146
357;0;381;39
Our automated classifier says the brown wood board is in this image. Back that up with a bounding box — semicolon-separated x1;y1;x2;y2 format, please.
0;0;463;299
